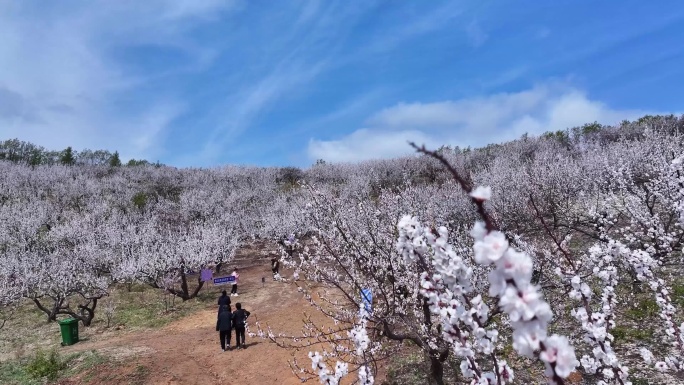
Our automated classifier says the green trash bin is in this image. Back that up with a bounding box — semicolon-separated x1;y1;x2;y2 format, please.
58;318;79;346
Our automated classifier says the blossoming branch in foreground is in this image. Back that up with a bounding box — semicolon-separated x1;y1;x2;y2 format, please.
395;185;579;384
307;305;374;385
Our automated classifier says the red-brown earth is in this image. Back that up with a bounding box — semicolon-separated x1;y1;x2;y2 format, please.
50;263;357;385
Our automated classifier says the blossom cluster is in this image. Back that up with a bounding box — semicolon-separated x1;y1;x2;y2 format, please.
561;243;630;384
308;351;348;385
397;184;579;384
349;306;374;385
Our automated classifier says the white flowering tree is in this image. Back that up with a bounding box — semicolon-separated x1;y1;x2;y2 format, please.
0;259;22;329
515;130;684;383
268;125;681;384
110;187;241;301
0;169;29;328
397;143;579;384
261;153;579;385
0;165;115;326
1;115;683;384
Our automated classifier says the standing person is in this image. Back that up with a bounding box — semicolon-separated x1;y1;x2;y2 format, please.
271;257;280;280
216;305;233;351
230;268;240;296
285;234;295;258
217;290;230;314
232;303;251;349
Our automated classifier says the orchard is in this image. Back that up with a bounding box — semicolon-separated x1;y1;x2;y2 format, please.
1;116;684;384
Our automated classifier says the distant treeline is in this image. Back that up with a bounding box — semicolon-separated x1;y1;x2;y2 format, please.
2;114;683;170
0;139;160;167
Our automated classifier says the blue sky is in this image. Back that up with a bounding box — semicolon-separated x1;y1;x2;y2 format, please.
1;0;683;167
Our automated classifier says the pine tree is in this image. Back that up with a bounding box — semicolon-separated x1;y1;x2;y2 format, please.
29;149;42;168
109;151;122;167
59;147;75;165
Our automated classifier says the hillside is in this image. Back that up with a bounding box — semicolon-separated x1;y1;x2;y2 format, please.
2;115;684;384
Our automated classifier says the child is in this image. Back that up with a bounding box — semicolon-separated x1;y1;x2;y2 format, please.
216;305;233;351
230;268;240;296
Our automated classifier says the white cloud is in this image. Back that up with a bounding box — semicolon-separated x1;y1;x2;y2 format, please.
0;1;239;161
307;83;664;163
308;129;441;163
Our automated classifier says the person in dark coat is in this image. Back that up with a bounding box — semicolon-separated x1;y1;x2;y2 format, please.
232;303;251;349
217;290;231;314
216;305;233;351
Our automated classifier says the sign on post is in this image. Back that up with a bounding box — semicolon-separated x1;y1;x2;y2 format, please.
200;269;213;282
213;276;236;286
361;288;372;314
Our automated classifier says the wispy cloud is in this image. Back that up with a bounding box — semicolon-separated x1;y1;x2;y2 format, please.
287;89;389;137
3;1;680;167
191;56;331;165
183;1;471;166
465;20;488;47
127;101;187;160
0;0;240;160
308;83;665;163
185;1;472;166
362;2;464;54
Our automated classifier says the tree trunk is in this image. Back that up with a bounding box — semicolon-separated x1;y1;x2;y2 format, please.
32;297;60;322
214;255;224;274
76;297;99;326
179;267;190;300
190;275;205;299
429;354;445;385
167;269;205;301
32;295;100;326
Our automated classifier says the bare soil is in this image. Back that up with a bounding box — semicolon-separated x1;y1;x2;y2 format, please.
51;264;342;385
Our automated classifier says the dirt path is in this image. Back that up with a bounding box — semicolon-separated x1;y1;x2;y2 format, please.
55;265;335;385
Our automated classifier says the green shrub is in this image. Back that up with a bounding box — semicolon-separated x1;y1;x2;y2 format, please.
612;327;627;341
611;326;652;342
25;349;66;381
628;376;650;385
672;282;684;307
626;298;659;319
0;360;38;385
132;192;148;210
